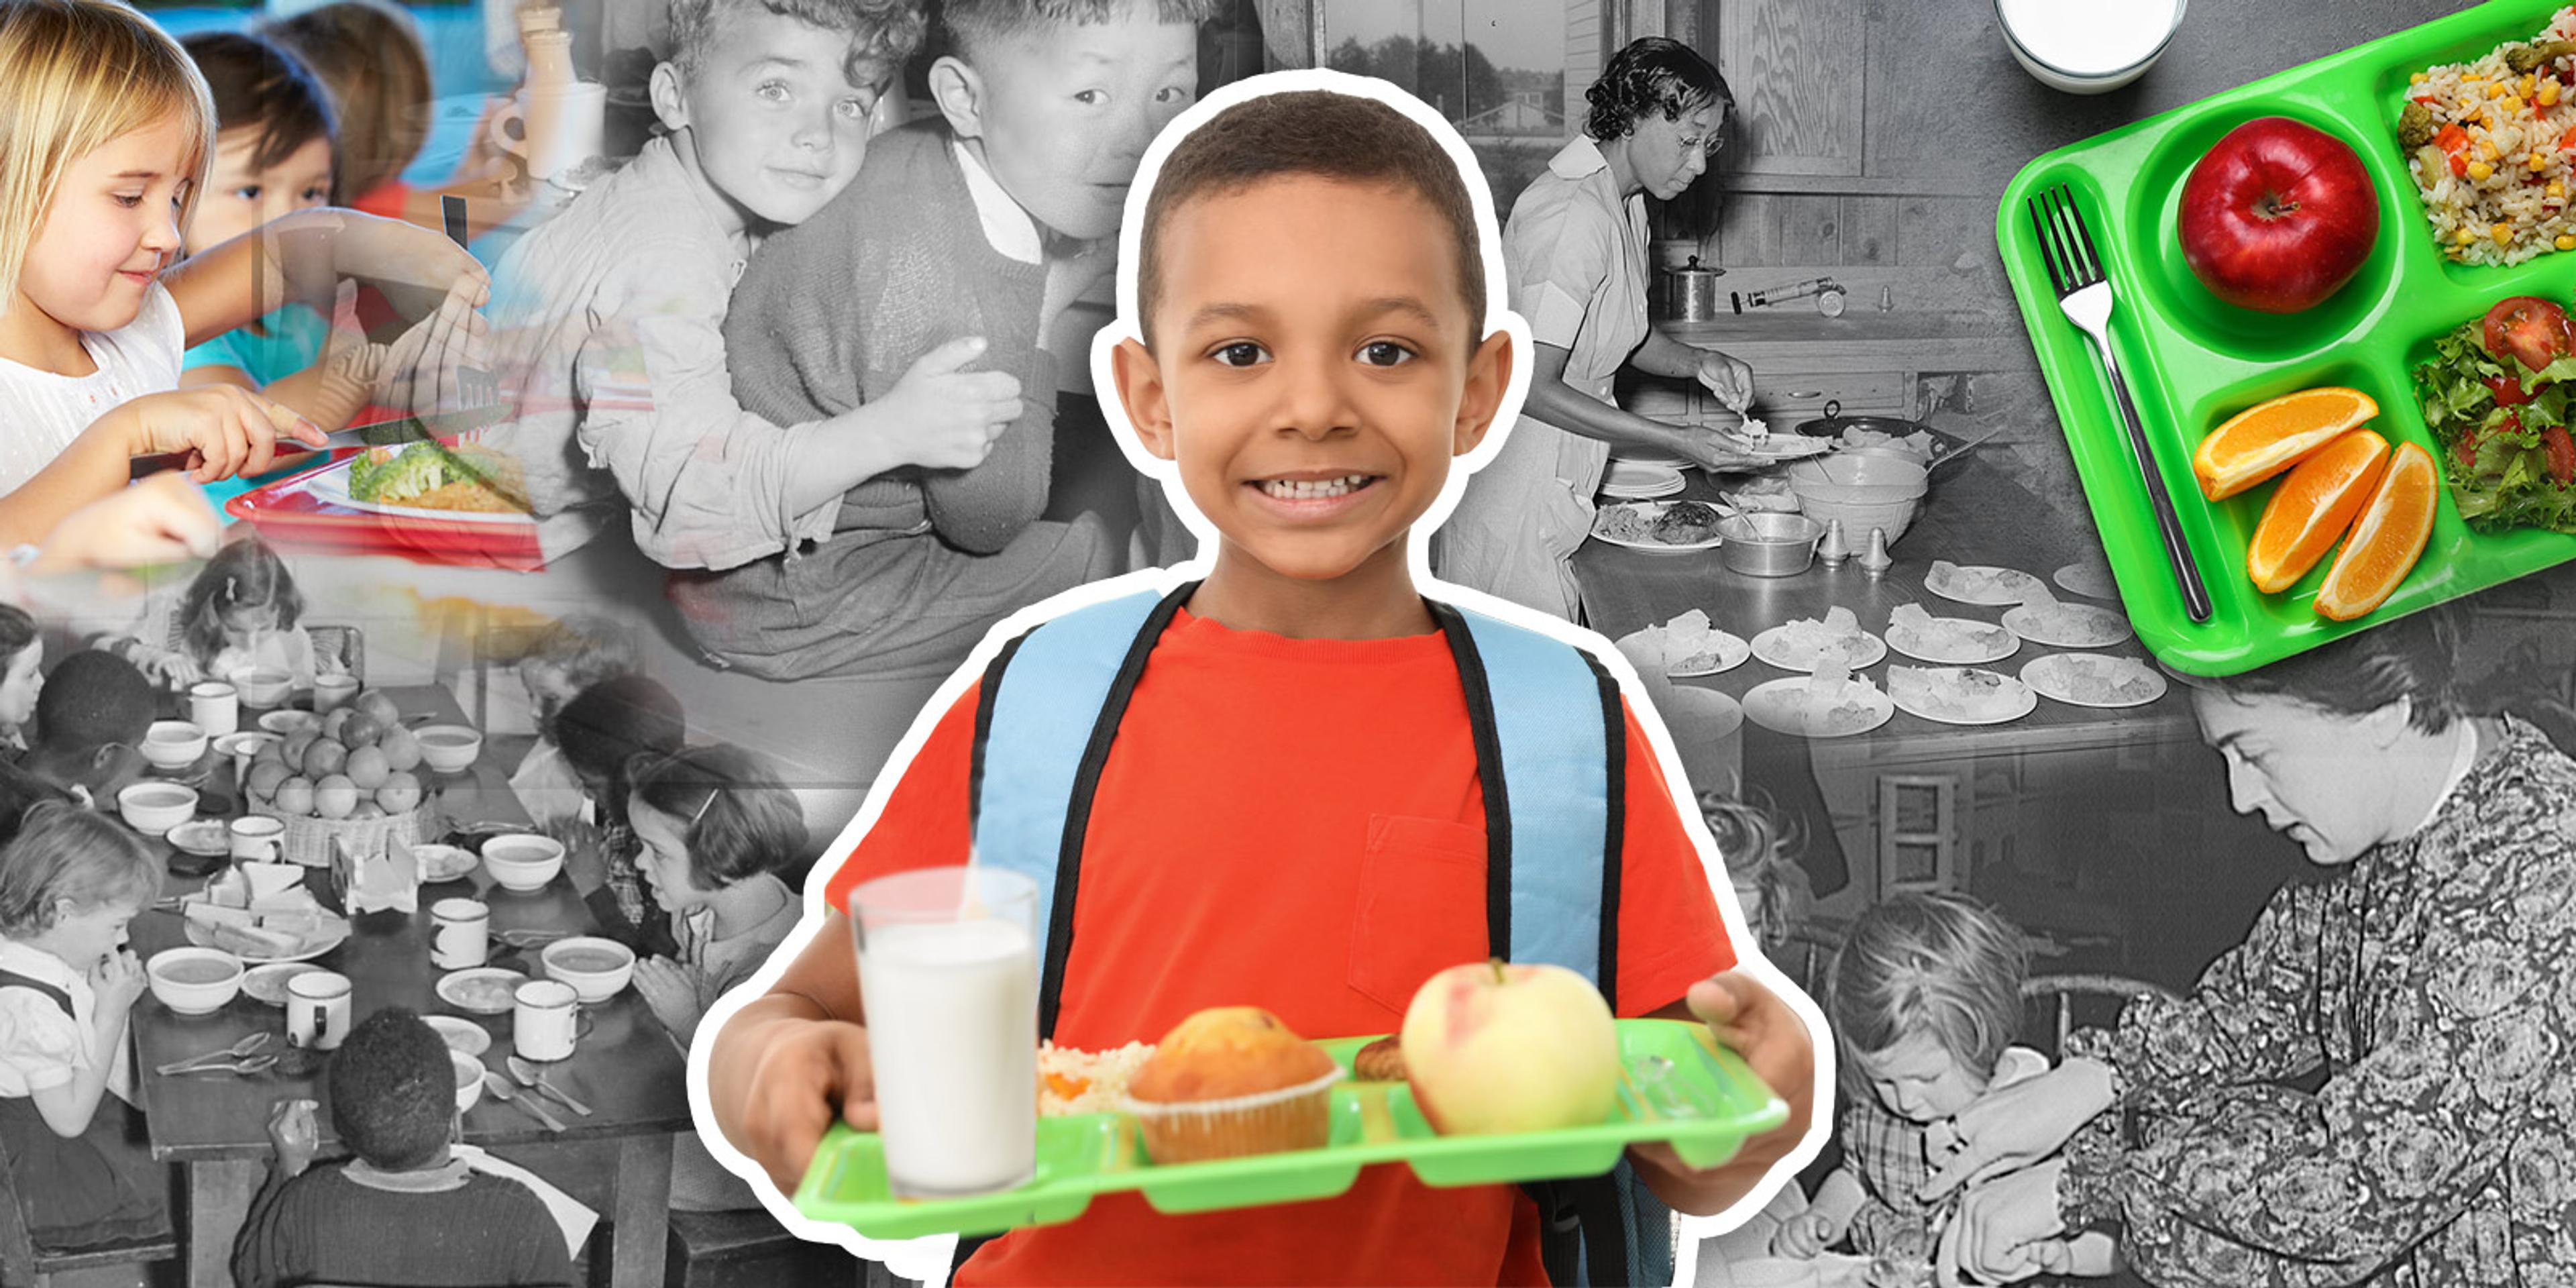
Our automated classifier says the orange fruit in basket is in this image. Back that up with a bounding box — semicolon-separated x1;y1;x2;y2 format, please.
2194;386;2378;500
2245;430;2390;594
2314;440;2436;622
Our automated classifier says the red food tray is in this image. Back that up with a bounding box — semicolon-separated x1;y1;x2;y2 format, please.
225;451;543;571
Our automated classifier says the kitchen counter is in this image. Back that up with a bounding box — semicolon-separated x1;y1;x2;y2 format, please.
1572;447;2199;762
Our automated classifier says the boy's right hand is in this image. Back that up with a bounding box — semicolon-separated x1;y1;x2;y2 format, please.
728;1016;877;1193
1771;1211;1841;1259
869;337;1023;472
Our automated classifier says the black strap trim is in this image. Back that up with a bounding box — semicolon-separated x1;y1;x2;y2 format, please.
1579;651;1625;1016
1036;581;1199;1040
966;632;1030;842
1426;599;1511;962
0;969;73;1019
1572;1169;1631;1286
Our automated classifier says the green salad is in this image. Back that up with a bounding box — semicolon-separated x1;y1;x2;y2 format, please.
2414;294;2576;534
345;441;527;514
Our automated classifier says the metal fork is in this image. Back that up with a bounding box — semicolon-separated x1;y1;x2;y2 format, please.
440;194;502;413
2026;184;2214;624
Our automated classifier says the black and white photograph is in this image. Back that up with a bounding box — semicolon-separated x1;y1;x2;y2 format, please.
0;0;2570;1283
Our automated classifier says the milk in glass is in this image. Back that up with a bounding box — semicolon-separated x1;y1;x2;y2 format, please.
859;916;1038;1196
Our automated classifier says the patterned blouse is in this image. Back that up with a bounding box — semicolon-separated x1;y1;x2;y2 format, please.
2060;716;2576;1285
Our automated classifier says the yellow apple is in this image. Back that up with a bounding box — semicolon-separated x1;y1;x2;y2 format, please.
1399;960;1619;1136
313;774;359;820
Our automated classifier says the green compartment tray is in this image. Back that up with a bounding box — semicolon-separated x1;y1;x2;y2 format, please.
794;1018;1787;1240
1998;0;2576;676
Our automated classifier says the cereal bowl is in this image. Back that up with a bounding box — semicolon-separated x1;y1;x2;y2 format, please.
259;710;319;736
480;833;566;892
230;667;294;708
147;947;244;1016
540;936;635;1003
117;782;199;836
141;720;209;771
415;724;484;774
452;1049;486;1112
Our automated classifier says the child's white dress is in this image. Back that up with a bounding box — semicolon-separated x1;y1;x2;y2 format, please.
0;938;164;1246
0;283;185;495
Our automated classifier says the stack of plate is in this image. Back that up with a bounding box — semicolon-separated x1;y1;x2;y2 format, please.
1602;458;1686;500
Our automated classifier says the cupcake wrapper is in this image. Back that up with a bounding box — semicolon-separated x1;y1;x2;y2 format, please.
1122;1067;1342;1163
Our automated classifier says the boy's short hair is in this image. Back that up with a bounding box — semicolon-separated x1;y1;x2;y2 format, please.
328;1006;453;1171
667;0;926;90
939;0;1214;63
1137;89;1485;350
629;743;808;888
0;803;160;937
260;0;431;202
1582;36;1731;144
34;651;154;755
179;30;339;199
1823;891;2027;1089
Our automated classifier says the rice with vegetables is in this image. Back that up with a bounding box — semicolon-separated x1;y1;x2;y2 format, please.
2401;7;2576;264
1038;1040;1155;1116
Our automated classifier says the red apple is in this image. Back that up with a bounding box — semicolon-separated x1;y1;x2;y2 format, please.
2179;117;2380;314
1399;959;1619;1136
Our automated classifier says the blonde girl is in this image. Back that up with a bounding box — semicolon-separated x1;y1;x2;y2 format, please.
0;0;489;546
0;804;167;1249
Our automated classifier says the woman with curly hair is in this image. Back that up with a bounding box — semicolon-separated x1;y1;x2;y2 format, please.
1436;36;1766;621
1931;605;2576;1285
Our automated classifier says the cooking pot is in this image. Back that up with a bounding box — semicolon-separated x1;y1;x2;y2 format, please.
1790;398;1936;440
1660;256;1725;322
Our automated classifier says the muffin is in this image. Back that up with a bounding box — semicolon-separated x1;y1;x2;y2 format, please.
1123;1007;1341;1163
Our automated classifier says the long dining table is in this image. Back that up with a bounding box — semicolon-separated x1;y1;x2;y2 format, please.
123;683;694;1287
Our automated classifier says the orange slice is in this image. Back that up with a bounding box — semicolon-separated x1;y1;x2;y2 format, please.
2194;386;2379;500
2314;440;2437;622
2245;430;2390;594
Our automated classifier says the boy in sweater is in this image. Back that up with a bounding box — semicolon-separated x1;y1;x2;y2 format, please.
484;0;1028;565
694;0;1209;680
19;652;154;810
706;83;1819;1283
231;1008;571;1287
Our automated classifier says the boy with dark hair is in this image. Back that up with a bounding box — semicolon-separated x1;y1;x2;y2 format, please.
230;1008;572;1287
21;651;154;807
698;0;1214;680
708;81;1817;1284
485;0;1009;565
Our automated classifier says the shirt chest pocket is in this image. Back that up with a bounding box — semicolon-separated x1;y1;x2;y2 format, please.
1347;814;1491;1018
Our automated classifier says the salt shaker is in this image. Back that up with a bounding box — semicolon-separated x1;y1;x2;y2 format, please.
1858;527;1894;576
1818;518;1851;566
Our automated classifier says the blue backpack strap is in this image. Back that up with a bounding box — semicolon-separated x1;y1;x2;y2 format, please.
1426;602;1623;1004
969;581;1195;1040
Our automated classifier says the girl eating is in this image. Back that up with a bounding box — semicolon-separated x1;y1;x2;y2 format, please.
0;804;168;1250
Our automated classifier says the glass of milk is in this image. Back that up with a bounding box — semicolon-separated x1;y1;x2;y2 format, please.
1996;0;2186;94
849;866;1040;1198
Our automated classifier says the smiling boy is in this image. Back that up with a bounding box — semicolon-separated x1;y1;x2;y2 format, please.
706;82;1817;1284
487;0;1030;566
696;0;1208;680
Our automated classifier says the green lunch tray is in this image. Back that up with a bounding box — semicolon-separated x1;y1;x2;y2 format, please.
1998;0;2576;676
794;1018;1787;1240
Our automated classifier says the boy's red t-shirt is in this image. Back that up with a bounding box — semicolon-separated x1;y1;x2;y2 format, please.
824;606;1736;1286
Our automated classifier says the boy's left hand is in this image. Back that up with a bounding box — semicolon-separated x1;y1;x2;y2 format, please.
266;1098;321;1177
1627;971;1816;1216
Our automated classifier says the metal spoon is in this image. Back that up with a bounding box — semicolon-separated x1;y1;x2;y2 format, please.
505;1054;592;1116
482;1070;567;1132
156;1032;276;1076
172;1053;278;1077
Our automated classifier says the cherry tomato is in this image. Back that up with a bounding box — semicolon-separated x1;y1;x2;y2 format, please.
2487;374;2534;405
2545;423;2576;485
2482;296;2576;373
